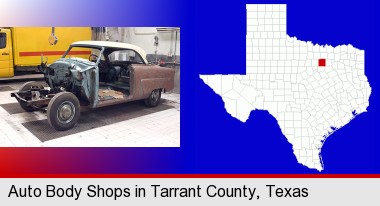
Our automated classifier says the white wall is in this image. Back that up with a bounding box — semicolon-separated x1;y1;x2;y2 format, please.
105;27;180;56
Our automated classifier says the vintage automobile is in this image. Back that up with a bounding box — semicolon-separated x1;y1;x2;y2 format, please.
11;41;175;131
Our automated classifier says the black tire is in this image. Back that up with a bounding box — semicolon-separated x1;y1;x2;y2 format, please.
47;92;80;131
144;89;161;107
18;81;44;112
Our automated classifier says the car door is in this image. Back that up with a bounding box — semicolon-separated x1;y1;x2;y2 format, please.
0;29;13;77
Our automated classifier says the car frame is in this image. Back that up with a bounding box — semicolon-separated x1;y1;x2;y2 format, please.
11;41;175;131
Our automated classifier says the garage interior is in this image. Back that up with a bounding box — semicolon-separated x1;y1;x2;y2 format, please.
0;27;180;147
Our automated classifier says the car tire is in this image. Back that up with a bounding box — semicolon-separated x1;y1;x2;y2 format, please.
144;89;161;107
18;81;44;112
47;92;80;131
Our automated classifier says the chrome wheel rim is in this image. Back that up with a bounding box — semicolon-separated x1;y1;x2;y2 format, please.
151;90;159;102
57;101;75;124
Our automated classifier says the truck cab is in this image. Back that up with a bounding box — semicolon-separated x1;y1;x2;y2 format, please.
0;27;91;78
0;28;14;77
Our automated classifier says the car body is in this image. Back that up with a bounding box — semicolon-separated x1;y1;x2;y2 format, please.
11;41;175;131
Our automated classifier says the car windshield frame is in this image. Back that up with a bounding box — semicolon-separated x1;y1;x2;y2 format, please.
62;45;105;66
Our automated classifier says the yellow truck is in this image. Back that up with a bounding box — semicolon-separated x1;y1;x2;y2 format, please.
0;27;91;78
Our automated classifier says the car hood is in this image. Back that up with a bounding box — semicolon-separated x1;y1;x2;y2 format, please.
49;57;96;72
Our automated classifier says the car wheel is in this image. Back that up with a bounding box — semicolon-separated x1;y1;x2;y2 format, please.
47;92;80;131
18;81;44;112
144;89;161;107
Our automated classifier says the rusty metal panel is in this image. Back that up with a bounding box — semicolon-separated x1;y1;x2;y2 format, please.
131;64;175;99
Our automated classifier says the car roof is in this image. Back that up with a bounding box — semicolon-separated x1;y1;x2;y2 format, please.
71;41;148;64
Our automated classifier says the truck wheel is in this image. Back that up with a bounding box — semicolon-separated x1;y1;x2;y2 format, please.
144;89;161;107
18;81;44;112
47;92;80;131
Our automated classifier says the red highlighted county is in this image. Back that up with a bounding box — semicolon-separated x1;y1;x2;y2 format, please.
318;59;326;67
199;4;371;171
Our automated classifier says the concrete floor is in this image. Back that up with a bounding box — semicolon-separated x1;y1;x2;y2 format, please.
0;80;180;147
